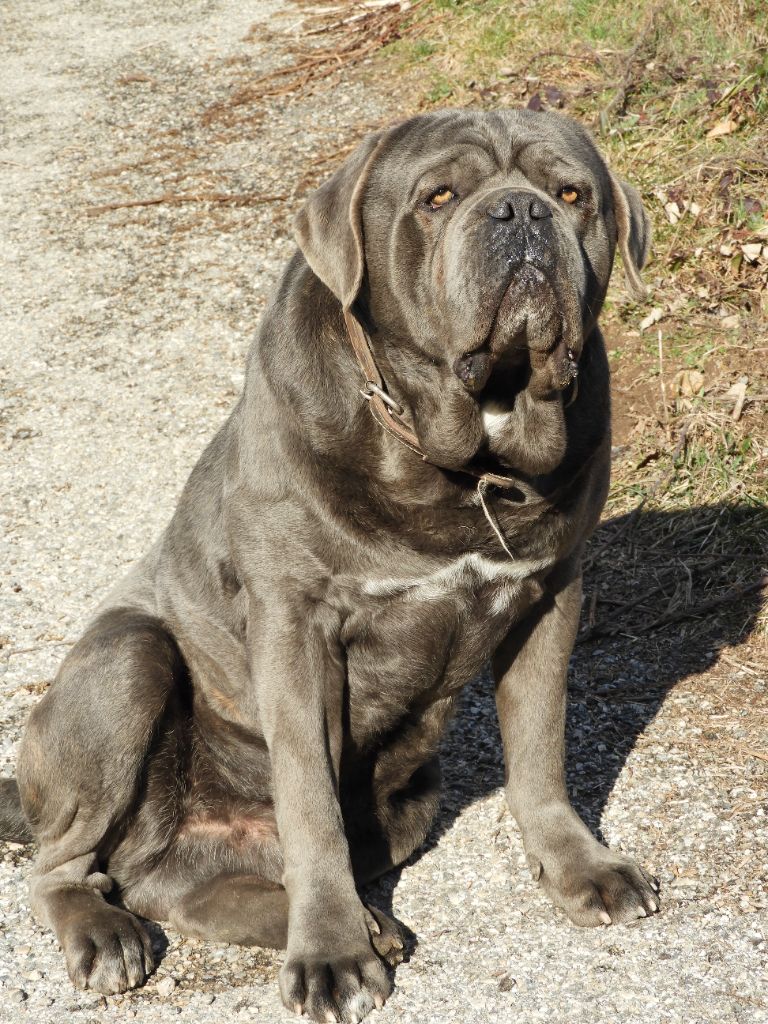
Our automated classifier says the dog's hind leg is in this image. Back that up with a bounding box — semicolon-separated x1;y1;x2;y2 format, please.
17;607;184;994
167;874;404;968
169;874;289;948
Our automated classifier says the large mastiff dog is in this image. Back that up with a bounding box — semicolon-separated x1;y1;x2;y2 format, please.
2;110;657;1022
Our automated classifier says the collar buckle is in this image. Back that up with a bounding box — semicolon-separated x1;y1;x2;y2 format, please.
360;381;404;417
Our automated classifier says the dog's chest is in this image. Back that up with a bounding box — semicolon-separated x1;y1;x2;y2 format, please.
340;549;548;739
360;550;546;612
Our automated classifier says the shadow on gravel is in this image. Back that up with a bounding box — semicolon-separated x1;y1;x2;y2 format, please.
365;501;766;921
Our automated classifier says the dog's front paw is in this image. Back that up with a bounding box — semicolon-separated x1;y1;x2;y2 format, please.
530;845;660;927
279;902;398;1024
279;944;392;1023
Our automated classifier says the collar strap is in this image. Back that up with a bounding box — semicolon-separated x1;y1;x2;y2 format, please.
343;310;520;490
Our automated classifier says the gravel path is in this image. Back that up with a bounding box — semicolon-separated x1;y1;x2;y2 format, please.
1;3;766;1022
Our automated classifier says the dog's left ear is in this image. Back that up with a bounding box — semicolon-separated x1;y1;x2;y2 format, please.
609;174;651;299
294;131;388;310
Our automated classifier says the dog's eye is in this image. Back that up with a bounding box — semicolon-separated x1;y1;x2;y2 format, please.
559;187;580;205
427;187;455;209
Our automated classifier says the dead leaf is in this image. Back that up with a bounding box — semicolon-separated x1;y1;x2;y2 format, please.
707;118;738;139
639;307;663;332
741;242;763;263
718;170;736;198
544;84;564;107
742;196;763;216
635;449;661;469
664;202;681;225
675;369;705;397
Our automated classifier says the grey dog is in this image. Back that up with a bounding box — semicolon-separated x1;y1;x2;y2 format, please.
0;109;659;1023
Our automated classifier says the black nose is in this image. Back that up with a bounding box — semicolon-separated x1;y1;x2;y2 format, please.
486;191;553;222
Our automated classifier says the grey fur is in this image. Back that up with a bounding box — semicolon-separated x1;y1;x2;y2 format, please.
0;779;33;843
5;110;656;1024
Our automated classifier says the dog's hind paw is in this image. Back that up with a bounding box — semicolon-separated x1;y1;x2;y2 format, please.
364;904;405;967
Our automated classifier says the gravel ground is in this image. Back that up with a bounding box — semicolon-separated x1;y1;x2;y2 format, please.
1;2;766;1022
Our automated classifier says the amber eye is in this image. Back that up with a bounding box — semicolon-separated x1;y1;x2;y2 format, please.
428;187;455;209
559;186;580;205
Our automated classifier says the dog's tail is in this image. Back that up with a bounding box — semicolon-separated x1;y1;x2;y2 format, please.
0;778;33;844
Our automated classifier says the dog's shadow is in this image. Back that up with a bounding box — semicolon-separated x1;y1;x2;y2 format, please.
363;502;766;948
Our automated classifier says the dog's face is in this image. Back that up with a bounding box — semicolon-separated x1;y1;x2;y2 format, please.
296;110;650;471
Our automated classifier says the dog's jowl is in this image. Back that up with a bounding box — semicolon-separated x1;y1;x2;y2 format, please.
1;110;659;1024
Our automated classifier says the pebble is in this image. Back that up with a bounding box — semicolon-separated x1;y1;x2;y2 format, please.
156;976;177;998
7;989;27;1003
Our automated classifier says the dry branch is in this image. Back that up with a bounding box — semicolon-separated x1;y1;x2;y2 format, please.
202;1;430;125
85;191;286;215
578;576;768;644
593;4;662;131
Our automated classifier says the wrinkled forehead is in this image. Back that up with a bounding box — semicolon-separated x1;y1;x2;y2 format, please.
371;109;608;197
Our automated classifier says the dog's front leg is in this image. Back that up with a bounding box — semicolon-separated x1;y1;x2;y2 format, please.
492;561;660;927
254;598;397;1024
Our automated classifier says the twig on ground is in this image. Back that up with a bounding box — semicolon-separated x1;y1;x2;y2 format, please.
658;329;670;437
85;191;287;215
594;4;661;132
735;745;768;763
203;0;430;124
719;653;762;677
579;551;740;643
5;641;75;657
635;576;766;636
511;48;607;77
577;575;767;643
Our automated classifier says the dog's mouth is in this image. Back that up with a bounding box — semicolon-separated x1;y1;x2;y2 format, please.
407;262;583;475
453;264;570;398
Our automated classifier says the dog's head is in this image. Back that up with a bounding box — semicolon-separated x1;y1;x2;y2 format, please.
295;110;649;473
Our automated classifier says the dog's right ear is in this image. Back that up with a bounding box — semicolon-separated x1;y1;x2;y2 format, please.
294;131;388;311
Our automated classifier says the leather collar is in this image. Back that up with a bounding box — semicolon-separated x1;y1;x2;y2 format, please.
343;310;540;491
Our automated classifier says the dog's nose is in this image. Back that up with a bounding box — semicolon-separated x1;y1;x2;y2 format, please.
486;191;553;222
486;198;513;220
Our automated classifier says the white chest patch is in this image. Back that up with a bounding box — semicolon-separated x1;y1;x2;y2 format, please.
481;400;512;439
363;551;549;612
